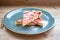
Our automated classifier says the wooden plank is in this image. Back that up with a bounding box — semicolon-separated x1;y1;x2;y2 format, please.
0;0;60;6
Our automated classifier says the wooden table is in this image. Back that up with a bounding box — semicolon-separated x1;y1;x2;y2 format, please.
0;6;60;40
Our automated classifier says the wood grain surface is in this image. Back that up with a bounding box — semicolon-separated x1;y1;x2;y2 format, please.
0;0;60;6
0;6;60;40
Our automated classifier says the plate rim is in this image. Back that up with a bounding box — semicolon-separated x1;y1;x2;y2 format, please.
3;7;55;35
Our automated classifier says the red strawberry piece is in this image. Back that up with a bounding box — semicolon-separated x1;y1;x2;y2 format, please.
24;11;29;14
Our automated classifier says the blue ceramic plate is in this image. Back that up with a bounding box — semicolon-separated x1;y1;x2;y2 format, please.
4;7;55;34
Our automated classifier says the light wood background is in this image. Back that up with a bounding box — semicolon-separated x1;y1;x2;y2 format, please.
0;6;60;40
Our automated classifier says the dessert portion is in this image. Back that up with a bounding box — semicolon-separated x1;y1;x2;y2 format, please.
15;10;43;26
22;10;41;26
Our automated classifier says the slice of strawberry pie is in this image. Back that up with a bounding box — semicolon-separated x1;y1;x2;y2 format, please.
16;10;43;26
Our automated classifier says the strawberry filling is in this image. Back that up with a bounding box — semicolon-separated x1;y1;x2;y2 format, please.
16;10;42;26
